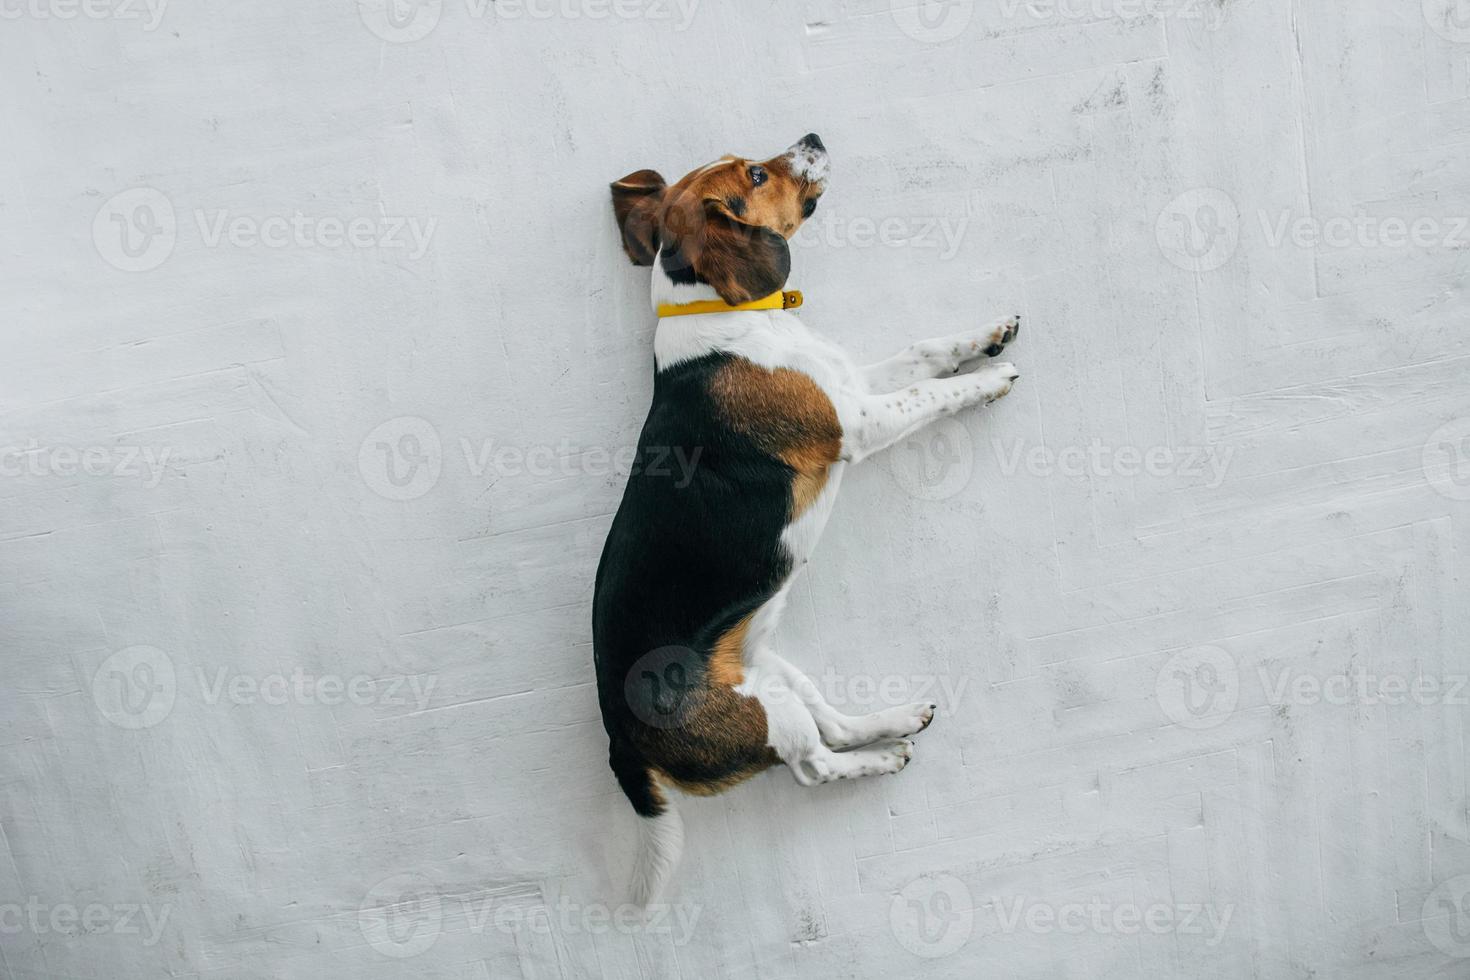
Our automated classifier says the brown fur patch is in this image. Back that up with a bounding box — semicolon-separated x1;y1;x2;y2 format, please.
708;615;752;687
634;685;778;796
664;155;817;241
646;771;668;808
710;359;843;519
653;759;776;797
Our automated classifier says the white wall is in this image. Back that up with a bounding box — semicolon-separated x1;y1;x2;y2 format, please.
4;2;1470;977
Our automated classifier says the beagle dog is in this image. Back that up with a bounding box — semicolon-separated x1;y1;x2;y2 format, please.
595;134;1021;906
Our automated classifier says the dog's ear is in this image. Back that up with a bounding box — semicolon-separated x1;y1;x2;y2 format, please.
686;199;791;305
610;169;666;266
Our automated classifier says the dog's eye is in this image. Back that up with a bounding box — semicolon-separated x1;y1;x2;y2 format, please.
802;197;819;218
749;165;767;186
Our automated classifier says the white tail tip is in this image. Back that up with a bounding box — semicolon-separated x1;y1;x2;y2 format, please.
629;805;684;909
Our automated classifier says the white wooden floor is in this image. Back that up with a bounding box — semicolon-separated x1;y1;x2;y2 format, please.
4;1;1470;977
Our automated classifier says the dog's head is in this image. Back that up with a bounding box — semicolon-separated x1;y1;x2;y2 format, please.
610;134;829;305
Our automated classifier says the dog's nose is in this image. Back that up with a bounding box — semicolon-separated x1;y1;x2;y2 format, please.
785;134;830;183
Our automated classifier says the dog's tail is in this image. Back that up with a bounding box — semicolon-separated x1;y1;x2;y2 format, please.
630;801;684;909
611;744;684;909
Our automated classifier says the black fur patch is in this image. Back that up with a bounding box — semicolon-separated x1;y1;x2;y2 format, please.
725;195;746;217
659;242;698;285
594;353;796;800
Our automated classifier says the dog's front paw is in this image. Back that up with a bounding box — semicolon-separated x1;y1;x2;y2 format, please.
982;314;1021;358
973;362;1020;403
878;701;936;739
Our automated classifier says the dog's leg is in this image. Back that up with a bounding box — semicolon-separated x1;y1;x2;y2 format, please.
748;648;935;750
843;361;1019;464
861;315;1019;392
739;660;915;785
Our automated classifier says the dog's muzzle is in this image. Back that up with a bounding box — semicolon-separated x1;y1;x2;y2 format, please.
785;132;830;183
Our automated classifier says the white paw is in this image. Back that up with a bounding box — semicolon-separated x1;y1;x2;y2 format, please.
982;314;1020;357
868;702;937;741
953;315;1022;368
871;738;915;775
897;701;937;737
973;362;1020;403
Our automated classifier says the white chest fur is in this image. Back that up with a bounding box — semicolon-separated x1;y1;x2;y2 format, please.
655;310;866;421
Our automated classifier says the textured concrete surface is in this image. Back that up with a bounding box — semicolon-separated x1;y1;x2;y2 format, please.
4;1;1470;977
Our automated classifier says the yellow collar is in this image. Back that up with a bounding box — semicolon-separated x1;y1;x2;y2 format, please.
657;289;803;318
